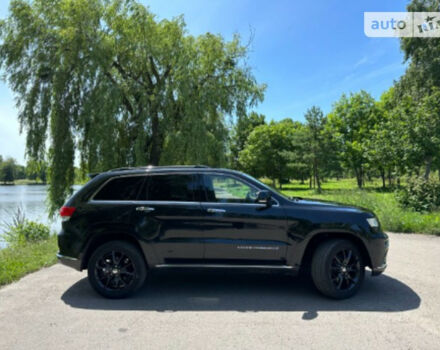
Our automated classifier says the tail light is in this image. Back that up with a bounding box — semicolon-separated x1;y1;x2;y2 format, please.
60;206;76;222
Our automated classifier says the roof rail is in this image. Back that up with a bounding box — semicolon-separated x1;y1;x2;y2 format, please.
107;165;210;172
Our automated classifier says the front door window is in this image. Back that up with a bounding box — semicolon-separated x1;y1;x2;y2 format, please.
204;174;258;203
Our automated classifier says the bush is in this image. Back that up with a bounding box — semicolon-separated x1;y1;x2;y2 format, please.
2;207;51;245
3;221;51;245
397;177;440;212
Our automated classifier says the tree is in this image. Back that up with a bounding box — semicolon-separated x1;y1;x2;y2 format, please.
396;0;440;180
26;159;48;183
0;158;16;184
230;112;266;169
283;122;310;184
0;0;265;215
239;121;297;188
401;0;440;95
366;88;403;187
304;106;328;192
327;91;378;188
412;88;440;179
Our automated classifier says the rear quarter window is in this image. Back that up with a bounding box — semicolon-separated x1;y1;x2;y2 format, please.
93;176;145;201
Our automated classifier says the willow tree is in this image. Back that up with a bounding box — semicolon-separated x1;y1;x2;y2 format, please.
0;0;265;215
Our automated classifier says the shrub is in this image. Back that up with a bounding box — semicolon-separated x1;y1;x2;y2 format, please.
396;177;440;212
2;207;51;245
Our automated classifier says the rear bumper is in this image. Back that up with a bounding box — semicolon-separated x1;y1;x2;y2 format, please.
57;253;82;271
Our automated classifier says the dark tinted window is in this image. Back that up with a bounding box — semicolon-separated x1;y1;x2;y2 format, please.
94;176;145;201
145;174;196;201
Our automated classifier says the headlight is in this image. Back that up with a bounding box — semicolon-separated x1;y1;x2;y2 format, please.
366;217;379;228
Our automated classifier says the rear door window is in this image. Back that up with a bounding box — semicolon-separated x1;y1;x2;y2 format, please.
144;174;197;202
93;176;145;201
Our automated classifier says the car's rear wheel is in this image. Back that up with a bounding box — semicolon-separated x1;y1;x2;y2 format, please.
311;239;365;299
87;241;147;298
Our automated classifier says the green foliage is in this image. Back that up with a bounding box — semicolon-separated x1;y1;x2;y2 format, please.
0;157;16;183
25;159;48;183
2;207;51;245
239;121;299;187
327;91;378;188
3;221;51;245
230;112;266;169
303;106;339;191
0;0;265;215
4;221;51;245
397;177;440;212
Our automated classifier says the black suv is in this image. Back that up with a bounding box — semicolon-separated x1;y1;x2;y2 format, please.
57;166;388;299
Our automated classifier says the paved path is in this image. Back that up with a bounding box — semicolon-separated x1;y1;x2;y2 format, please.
0;233;439;349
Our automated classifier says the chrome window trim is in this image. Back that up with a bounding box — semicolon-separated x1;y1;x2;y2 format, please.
88;200;201;206
88;171;280;207
88;199;277;207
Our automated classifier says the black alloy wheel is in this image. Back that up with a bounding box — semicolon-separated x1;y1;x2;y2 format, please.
311;239;365;299
88;241;147;298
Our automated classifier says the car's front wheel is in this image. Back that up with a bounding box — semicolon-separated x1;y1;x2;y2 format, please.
87;241;147;298
311;239;365;299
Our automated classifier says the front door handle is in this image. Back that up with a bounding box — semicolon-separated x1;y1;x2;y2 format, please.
136;206;155;213
207;208;226;213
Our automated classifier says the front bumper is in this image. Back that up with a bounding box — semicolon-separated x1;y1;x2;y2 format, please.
369;233;389;276
57;253;82;271
372;263;387;276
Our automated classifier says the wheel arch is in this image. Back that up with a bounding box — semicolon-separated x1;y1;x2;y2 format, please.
80;233;149;270
300;232;372;271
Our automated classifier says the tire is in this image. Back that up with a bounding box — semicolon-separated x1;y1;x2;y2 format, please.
311;239;365;299
87;240;147;298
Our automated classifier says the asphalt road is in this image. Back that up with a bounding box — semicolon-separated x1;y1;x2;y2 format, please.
0;233;439;349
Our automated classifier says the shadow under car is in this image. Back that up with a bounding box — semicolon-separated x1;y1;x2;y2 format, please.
61;269;420;318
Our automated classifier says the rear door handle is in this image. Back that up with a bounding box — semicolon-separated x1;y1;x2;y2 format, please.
207;208;226;213
136;206;155;213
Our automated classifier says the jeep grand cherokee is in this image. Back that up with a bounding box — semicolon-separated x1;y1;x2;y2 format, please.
57;165;388;299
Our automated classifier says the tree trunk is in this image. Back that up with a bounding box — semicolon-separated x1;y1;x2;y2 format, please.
149;113;164;166
380;168;386;189
314;160;321;193
354;167;363;188
424;156;432;180
387;169;392;186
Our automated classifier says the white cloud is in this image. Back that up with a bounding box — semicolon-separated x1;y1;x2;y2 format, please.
353;56;368;69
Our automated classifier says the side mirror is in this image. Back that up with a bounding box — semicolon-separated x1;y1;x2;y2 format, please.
256;190;272;206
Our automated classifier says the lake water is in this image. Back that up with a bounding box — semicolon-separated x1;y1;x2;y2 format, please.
0;185;81;248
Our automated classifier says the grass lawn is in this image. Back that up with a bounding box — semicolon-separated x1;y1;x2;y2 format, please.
0;236;58;287
277;178;440;235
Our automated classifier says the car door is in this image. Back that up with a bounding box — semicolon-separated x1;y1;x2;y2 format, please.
132;173;205;263
200;173;288;262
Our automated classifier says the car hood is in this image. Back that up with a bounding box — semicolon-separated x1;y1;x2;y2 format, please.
287;197;373;215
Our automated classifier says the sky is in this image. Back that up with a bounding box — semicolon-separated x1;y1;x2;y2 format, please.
0;0;409;165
